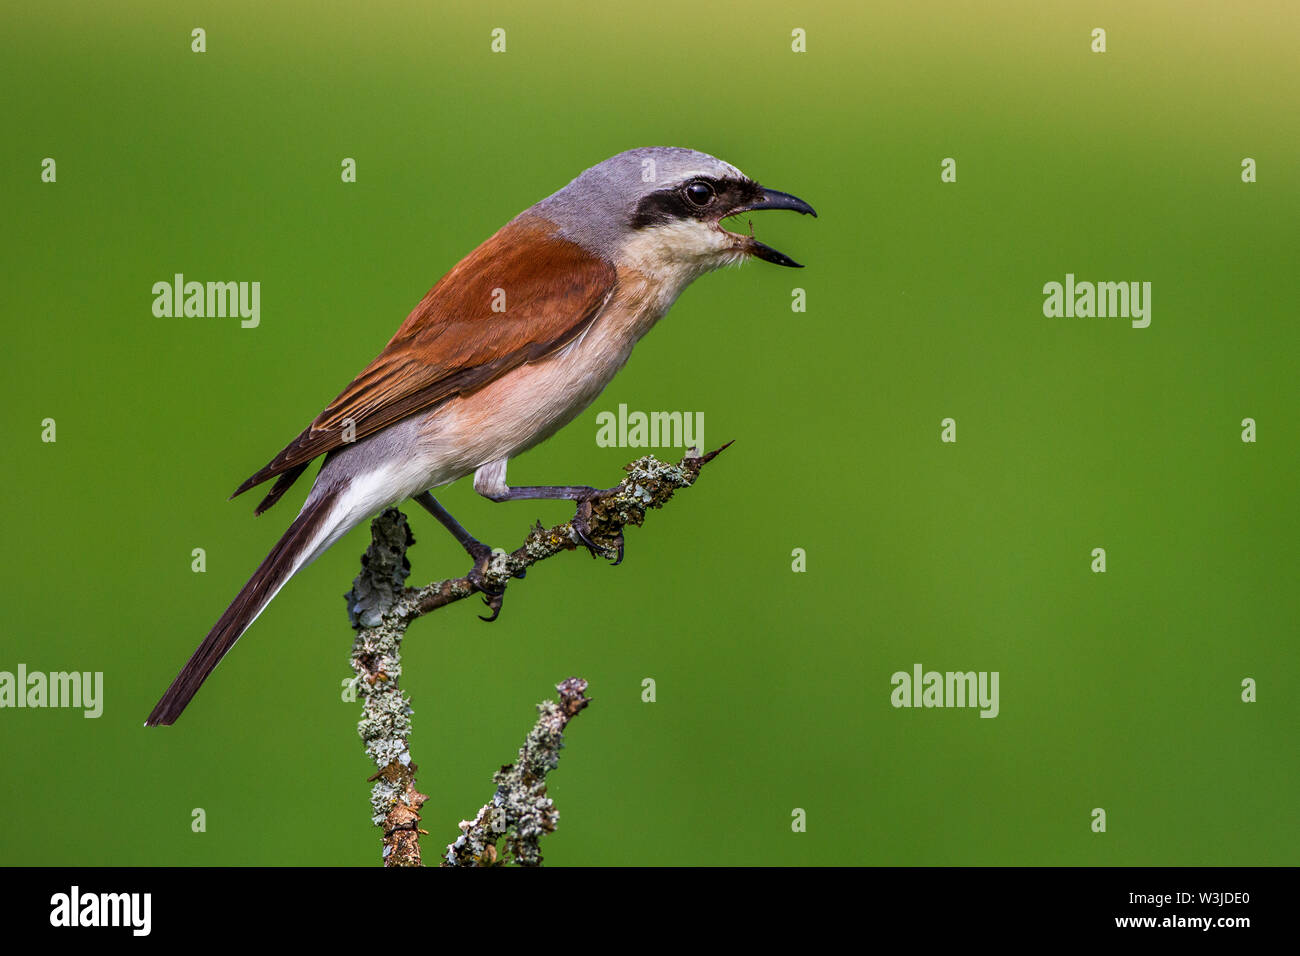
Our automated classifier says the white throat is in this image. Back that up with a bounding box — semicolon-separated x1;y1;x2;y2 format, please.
615;221;746;300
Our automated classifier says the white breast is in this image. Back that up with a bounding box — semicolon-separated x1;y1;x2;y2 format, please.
401;267;680;492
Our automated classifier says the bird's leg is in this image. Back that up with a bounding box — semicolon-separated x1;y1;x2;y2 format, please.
479;484;625;565
411;491;522;622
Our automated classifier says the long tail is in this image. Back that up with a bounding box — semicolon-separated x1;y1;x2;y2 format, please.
145;486;343;726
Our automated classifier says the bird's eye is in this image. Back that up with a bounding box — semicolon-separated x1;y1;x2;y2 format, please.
684;180;715;207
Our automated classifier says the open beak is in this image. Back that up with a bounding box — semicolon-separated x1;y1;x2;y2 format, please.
726;187;817;268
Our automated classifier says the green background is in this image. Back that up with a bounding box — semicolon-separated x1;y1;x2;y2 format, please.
3;0;1296;865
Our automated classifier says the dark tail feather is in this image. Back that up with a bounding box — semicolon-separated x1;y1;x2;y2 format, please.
254;463;310;515
145;487;340;726
230;426;314;504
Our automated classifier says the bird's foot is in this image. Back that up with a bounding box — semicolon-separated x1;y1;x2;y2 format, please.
465;544;525;623
572;487;626;565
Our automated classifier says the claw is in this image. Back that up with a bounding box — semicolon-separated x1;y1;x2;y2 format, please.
571;489;626;564
574;502;603;561
466;549;508;623
478;590;504;623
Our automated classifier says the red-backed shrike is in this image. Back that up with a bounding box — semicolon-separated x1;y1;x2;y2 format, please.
146;147;816;725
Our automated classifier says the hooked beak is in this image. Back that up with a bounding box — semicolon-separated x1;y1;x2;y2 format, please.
725;187;817;268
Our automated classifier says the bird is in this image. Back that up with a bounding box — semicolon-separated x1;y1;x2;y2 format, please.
145;146;816;726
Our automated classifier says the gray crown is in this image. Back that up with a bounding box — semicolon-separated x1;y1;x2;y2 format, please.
529;147;748;254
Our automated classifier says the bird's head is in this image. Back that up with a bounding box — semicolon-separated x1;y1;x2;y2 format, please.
533;147;816;283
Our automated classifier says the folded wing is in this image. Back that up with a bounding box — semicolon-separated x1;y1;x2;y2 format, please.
232;216;617;513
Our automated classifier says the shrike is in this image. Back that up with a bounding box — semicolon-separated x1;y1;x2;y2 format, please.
146;146;816;726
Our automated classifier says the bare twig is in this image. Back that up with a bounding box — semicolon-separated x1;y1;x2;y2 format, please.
344;446;729;866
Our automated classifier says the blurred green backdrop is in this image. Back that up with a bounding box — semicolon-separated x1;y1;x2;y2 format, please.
2;0;1296;865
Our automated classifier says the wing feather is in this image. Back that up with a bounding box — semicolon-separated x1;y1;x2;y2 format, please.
233;215;617;511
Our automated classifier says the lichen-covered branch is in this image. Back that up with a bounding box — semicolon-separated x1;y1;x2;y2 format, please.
343;445;728;867
400;444;731;619
444;677;592;867
346;509;428;867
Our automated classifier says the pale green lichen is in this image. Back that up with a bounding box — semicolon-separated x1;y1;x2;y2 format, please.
443;678;591;867
346;449;722;865
347;509;421;833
